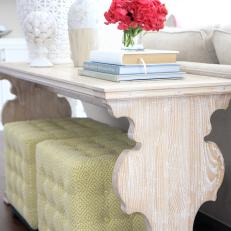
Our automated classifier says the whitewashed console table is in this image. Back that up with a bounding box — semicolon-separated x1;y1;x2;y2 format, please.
1;63;231;231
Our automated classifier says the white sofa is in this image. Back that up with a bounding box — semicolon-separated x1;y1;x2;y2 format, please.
143;25;231;228
143;25;231;78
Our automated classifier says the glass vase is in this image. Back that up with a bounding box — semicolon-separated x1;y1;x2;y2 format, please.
122;29;144;50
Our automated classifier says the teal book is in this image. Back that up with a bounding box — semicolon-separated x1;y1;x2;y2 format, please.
79;69;184;82
83;61;180;75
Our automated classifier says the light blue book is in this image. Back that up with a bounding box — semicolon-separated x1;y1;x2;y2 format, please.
84;61;180;75
79;69;184;82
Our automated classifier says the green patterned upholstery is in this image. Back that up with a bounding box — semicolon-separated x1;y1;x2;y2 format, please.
36;137;146;231
4;118;125;230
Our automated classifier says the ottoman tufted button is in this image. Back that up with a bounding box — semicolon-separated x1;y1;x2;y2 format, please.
104;216;110;223
104;190;109;195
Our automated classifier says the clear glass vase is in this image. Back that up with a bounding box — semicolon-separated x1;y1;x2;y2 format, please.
122;29;144;50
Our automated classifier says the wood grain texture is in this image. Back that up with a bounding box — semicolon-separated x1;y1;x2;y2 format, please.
1;63;231;231
0;74;71;124
1;63;231;102
108;94;230;231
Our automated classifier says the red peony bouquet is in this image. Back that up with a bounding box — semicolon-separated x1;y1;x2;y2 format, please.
104;0;168;49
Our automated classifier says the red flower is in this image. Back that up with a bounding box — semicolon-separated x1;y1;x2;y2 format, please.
104;0;168;31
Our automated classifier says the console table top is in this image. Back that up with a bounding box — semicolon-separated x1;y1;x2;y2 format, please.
1;63;231;100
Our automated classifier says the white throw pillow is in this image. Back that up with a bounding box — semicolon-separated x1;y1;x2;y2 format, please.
143;29;219;64
213;30;231;65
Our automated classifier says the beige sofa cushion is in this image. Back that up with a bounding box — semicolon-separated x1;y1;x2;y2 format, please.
216;24;231;32
213;30;231;65
178;61;231;78
143;29;219;64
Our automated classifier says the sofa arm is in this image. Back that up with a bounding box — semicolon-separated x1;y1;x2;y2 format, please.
178;61;231;79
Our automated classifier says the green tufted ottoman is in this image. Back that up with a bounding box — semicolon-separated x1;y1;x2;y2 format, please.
36;136;146;231
4;118;125;230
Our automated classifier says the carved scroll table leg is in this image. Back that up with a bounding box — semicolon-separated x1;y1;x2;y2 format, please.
0;75;71;125
108;94;230;231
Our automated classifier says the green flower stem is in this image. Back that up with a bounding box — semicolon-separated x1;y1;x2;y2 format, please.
123;27;143;48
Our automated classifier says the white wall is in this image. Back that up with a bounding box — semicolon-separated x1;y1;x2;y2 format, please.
1;0;231;47
164;0;231;28
0;0;23;37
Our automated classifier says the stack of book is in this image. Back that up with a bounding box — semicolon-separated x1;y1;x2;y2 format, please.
79;49;183;82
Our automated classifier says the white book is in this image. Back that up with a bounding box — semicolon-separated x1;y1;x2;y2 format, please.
89;49;179;65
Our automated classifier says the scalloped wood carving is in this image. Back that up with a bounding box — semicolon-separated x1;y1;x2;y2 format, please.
108;94;230;231
0;74;71;124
